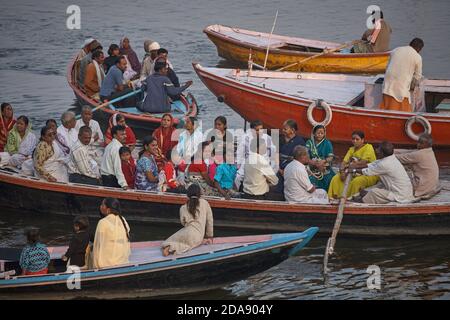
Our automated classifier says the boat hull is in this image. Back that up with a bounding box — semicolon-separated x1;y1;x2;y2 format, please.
193;64;450;166
1;170;450;237
204;25;389;74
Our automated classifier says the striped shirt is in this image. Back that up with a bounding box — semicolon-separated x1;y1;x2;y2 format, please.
68;140;101;179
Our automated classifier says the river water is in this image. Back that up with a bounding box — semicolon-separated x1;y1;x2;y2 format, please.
1;0;449;299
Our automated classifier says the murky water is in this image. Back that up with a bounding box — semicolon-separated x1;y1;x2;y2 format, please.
1;0;449;299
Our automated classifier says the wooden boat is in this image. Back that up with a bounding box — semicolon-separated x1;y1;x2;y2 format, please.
66;53;198;136
193;63;450;166
204;24;390;74
1;168;450;237
0;228;318;299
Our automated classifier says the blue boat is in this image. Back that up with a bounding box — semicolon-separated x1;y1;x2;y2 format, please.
0;228;318;299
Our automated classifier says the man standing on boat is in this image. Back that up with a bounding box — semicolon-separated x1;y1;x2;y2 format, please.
353;11;392;53
379;38;424;112
349;141;415;204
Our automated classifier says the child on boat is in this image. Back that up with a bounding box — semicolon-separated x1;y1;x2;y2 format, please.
62;216;90;270
20;228;51;275
120;146;136;189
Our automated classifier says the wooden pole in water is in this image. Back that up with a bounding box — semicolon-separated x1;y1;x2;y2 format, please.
323;172;352;275
263;10;279;70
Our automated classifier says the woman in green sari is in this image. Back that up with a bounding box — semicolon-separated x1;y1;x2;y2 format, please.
306;125;335;191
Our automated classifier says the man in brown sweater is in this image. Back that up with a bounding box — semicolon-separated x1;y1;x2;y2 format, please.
353;11;392;53
84;50;105;99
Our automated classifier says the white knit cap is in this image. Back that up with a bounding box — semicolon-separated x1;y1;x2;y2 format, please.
148;41;160;51
83;38;95;47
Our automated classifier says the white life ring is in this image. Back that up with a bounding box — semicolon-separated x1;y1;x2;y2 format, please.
307;100;333;127
405;115;432;141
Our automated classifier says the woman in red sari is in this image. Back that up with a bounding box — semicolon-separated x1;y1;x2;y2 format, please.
0;103;16;152
105;113;137;151
152;113;178;170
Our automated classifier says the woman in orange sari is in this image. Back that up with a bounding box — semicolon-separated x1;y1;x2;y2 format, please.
0;103;16;152
152;113;177;170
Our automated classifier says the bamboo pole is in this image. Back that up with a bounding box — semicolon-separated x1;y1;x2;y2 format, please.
263;10;279;70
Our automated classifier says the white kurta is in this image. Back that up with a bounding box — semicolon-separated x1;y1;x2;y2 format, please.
75;119;104;145
57;125;78;150
100;138;127;187
235;152;278;195
284;160;329;204
93;214;131;268
362;155;415;203
383;46;422;102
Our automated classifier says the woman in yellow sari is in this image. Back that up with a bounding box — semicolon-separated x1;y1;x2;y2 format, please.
328;130;379;199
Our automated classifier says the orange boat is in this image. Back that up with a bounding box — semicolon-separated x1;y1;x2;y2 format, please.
204;24;390;74
193;63;450;166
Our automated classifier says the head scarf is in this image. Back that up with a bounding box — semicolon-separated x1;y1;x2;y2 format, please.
0;108;16;152
119;36;141;74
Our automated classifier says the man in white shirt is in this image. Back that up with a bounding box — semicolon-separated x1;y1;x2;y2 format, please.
284;145;329;204
57;111;78;150
235;138;278;200
350;141;415;204
100;125;128;189
75;106;104;145
68;126;101;186
236;119;278;171
379;38;424;112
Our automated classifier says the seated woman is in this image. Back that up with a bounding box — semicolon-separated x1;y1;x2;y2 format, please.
306;125;335;191
328;130;379;199
105;114;136;151
93;198;131;269
176;116;203;162
152;113;177;171
135;136;159;191
206;116;235;180
20;228;50;275
160;150;185;193
161;184;213;256
33;126;69;183
120;36;141;74
0;102;16;152
0;116;37;168
46;119;71;157
185;141;230;198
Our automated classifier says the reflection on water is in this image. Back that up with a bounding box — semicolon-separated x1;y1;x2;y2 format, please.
0;0;450;299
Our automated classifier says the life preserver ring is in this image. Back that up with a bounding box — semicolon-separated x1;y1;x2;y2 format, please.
405;115;432;141
307;99;333;127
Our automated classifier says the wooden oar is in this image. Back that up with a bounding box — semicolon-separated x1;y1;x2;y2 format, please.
276;41;357;72
76;89;142;120
323;172;352;275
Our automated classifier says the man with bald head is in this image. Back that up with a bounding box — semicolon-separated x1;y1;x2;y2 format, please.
395;133;440;199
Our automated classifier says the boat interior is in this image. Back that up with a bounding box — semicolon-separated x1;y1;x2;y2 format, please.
216;67;450;113
0;235;274;279
207;24;340;53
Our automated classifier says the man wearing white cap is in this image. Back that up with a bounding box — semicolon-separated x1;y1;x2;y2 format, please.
140;40;161;81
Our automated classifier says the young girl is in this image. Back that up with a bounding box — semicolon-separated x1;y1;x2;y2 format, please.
20;228;51;275
62;216;90;269
306;125;335;191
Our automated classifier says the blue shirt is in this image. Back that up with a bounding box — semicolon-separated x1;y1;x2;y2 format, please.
214;163;237;189
19;243;51;272
135;154;159;191
100;65;124;97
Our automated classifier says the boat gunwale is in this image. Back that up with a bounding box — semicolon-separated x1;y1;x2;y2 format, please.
203;24;391;59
